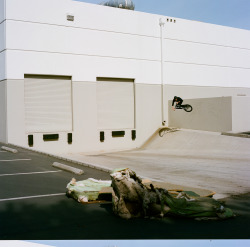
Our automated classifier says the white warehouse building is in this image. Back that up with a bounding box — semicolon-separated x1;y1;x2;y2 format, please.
0;0;250;154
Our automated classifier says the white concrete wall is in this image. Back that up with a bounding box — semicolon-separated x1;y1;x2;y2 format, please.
0;19;6;81
5;21;159;61
135;84;162;145
5;80;161;154
5;0;250;87
0;0;7;142
5;50;161;83
3;0;250;152
164;17;250;49
0;22;5;53
0;80;7;142
6;80;26;146
232;96;250;132
0;52;5;81
5;0;161;83
162;19;250;88
5;0;160;37
70;82;161;154
0;0;5;23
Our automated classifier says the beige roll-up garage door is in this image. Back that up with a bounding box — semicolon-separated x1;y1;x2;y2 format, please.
97;78;135;130
24;75;72;133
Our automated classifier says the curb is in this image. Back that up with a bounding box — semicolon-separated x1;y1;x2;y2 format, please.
1;146;18;153
221;132;250;138
52;162;84;175
0;142;112;174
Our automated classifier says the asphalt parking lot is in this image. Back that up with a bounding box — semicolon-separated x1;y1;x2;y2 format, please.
0;143;250;240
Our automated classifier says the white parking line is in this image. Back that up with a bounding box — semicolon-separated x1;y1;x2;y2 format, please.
0;193;65;202
0;170;62;177
0;159;31;162
0;151;7;153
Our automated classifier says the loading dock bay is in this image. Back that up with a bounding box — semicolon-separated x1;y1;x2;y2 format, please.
0;143;250;240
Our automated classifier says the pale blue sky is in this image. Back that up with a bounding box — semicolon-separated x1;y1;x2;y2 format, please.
28;240;250;247
76;0;250;30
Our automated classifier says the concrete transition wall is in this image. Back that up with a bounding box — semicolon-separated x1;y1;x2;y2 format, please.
168;96;250;133
164;85;250;125
232;96;250;132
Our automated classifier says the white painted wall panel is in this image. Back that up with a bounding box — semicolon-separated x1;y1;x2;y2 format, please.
165;62;250;88
0;80;7;142
5;0;70;27
72;1;160;38
165;39;250;69
0;22;5;52
0;0;5;23
0;51;5;80
6;0;160;38
7;0;250;50
6;50;161;83
6;80;26;145
164;18;250;50
6;20;160;61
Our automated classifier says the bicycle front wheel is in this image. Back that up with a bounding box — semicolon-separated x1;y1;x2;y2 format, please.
184;104;193;112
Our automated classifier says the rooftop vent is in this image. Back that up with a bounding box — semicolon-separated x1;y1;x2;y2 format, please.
100;0;135;10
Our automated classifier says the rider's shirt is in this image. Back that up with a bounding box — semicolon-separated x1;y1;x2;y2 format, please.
172;97;183;106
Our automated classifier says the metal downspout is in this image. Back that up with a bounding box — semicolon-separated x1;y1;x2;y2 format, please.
159;18;166;126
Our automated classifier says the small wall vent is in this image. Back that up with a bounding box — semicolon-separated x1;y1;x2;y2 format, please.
131;130;136;140
112;131;125;137
68;133;72;144
28;135;33;147
43;134;59;141
67;15;74;21
100;131;105;142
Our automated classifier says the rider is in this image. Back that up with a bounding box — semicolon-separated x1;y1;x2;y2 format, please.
172;96;183;111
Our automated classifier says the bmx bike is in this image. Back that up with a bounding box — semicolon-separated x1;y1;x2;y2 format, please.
175;104;193;112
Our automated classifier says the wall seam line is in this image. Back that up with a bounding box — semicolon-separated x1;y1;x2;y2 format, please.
6;18;250;51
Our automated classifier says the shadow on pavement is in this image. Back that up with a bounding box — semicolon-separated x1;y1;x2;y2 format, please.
0;193;250;240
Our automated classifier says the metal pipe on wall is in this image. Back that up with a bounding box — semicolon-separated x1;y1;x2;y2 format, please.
159;18;166;126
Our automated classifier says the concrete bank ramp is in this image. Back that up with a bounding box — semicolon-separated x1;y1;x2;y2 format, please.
61;129;250;199
141;128;250;160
